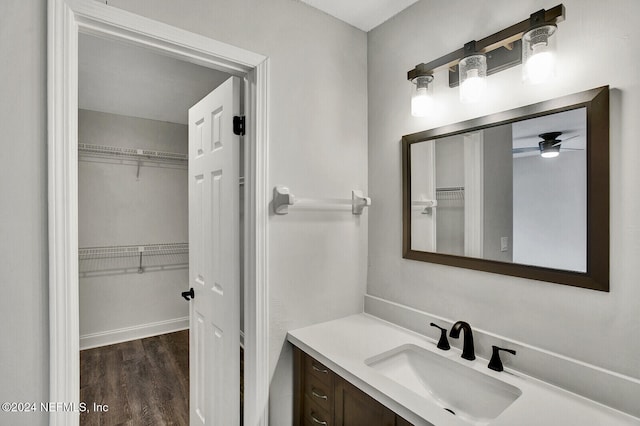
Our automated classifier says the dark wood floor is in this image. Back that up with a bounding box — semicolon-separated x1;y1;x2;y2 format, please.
80;330;190;426
81;331;244;425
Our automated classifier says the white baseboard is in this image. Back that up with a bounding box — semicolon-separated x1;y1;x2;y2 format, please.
80;317;189;350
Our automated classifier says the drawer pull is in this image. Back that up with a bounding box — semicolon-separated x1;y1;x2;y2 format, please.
311;363;328;374
311;388;328;400
310;412;328;425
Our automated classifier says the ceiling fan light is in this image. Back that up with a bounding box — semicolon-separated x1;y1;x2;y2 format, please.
540;150;560;158
539;139;560;158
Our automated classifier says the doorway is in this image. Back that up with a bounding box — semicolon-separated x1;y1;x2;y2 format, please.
48;1;270;425
77;32;240;424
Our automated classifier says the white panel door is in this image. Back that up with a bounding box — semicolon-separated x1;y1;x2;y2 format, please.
188;76;241;426
463;132;484;257
411;140;437;252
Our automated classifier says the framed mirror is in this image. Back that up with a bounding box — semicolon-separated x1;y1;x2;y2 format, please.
402;86;609;291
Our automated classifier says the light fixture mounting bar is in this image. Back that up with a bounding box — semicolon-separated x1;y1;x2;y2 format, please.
407;4;565;82
449;41;522;88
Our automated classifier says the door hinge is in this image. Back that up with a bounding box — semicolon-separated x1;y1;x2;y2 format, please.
233;116;245;136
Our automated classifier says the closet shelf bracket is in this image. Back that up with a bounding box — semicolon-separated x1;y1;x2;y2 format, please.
412;199;438;214
272;185;372;215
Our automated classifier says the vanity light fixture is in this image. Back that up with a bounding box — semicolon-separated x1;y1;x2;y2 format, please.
522;11;558;84
411;74;434;117
407;4;565;113
458;41;487;103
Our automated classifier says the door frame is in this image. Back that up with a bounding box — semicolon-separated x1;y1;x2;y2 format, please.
47;1;270;425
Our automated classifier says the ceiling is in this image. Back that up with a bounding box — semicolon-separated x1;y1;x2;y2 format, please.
300;0;420;32
78;2;420;123
79;34;230;125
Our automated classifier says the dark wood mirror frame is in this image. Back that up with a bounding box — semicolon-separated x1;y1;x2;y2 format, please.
402;86;609;291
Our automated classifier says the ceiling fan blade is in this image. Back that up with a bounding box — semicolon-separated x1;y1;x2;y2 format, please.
551;135;581;147
512;147;540;153
560;134;580;142
514;130;580;141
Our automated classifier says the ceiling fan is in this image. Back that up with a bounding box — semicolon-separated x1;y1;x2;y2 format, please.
512;131;582;158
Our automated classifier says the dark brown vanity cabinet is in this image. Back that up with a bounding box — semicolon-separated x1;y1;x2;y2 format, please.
293;346;414;426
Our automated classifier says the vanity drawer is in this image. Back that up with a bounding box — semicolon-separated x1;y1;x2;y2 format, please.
304;394;332;426
294;346;413;426
304;370;333;413
305;354;333;386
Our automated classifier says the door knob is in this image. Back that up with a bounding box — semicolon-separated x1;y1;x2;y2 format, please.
181;288;195;301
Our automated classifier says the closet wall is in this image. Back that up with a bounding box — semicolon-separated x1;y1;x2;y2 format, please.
482;125;513;263
78;109;189;349
434;135;464;255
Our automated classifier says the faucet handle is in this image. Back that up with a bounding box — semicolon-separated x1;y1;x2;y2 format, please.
429;323;451;350
488;345;517;372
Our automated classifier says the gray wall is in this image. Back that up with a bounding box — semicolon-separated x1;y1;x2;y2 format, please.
368;0;640;389
513;150;586;271
0;1;49;425
482;125;513;262
0;1;368;425
78;110;189;342
104;3;368;423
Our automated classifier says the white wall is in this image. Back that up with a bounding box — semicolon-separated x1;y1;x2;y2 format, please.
0;1;367;424
368;0;640;392
483;125;513;262
78;110;188;244
82;1;369;424
78;110;189;345
0;1;49;425
513;150;586;271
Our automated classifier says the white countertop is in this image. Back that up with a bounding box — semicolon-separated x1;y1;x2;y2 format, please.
287;313;640;426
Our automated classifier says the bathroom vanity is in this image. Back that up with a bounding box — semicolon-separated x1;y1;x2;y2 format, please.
293;346;413;425
288;314;640;426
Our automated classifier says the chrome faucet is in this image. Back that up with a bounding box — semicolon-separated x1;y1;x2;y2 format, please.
449;321;475;361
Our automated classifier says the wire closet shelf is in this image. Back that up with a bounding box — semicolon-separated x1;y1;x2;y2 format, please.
436;186;465;201
78;143;188;163
78;143;188;178
79;243;189;277
413;187;465;214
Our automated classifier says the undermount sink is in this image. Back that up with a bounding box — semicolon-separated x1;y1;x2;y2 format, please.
365;344;522;424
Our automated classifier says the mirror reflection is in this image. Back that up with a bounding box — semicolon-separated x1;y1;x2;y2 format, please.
410;108;586;272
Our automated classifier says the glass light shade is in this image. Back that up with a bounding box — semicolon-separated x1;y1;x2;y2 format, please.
459;54;487;103
411;75;434;117
539;140;560;158
522;24;557;84
540;149;560;158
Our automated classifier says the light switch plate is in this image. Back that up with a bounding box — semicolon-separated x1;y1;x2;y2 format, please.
501;237;509;252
